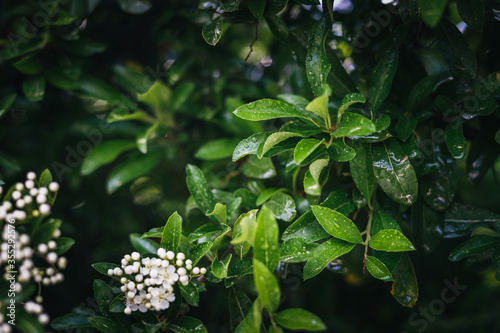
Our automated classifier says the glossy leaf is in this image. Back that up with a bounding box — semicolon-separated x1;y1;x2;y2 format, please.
180;282;199;307
231;211;258;258
233;132;271;161
350;142;374;200
303;238;355;280
370;229;415;252
254;206;280;271
168;316;208;333
411;197;443;255
306;94;329;120
0;92;16;119
186;164;216;215
253;259;280;313
333;112;377;138
248;0;266;20
277;94;309;110
81;140;135;175
274;308;327;331
438;20;477;79
325;46;358;98
242;156;276;179
235;299;263;333
106;151;161;194
448;236;500;261
369;53;399;112
234;99;313;121
22;76;45;101
202;18;224;46
189;242;213;266
311;205;362;243
280;238;319;263
444;203;500;238
261;132;303;158
338;93;366;122
266;14;289;42
391;253;418;307
130;233;158;255
396;117;417;142
88;316;122;333
266;192;296;221
188;224;230;243
408;72;450;110
282;191;355;242
418;0;447;27
371;209;402;236
306;15;332;97
256;188;285;206
328;140;356;162
401;134;421;159
294;138;324;165
304;158;329;196
229;286;253;332
207;203;227;225
372;139;418;206
195;138;239;160
51;313;92;330
457;0;484;31
445;119;465;159
161;212;182;252
366;256;393;281
212;254;232;279
225;259;253;288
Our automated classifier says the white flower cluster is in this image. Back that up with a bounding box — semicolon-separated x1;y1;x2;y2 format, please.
108;248;207;315
0;171;59;222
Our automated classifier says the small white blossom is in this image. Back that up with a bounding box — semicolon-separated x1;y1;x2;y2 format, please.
49;182;60;192
27;171;37;180
39;203;51;215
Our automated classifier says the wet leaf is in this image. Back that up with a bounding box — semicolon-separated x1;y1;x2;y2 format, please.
266;192;296;221
225;259;253;288
274;308;327;331
338;93;366;122
372;209;402;235
180;282;199;307
235;298;263;333
457;0;484;32
350;142;374;200
202;18;224;46
444;203;500;238
234;99;316;121
189;242;213;266
254;206;280;271
396;117;417;141
401;134;421;159
186;164;216;215
333;112;377;138
418;0;447;27
130;233;158;255
408;72;451;110
168;316;208;333
242;156;276;179
294;138;324;165
438;20;477;79
369;53;398;112
212;254;232;279
248;0;267;20
280;238;319;263
306;14;332;97
449;236;500;261
261;132;303;158
328;140;356;162
372;139;418;206
161;212;183;252
311;206;362;244
411;197;443;255
229;286;252;332
81;140;135;175
370;229;415;252
304;158;329;196
366;256;393;281
233;132;272;161
303;238;355;280
391;253;418;307
195;138;239;160
306;94;329;120
253;259;280;313
22;76;45;101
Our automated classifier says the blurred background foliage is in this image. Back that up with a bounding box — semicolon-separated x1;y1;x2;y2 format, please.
1;0;500;332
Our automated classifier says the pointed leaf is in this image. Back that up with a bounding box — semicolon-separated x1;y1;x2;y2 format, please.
253;259;280;313
438;20;477;79
161;212;182;252
457;0;484;31
202;18;224;46
254;206;280;271
338;93;366;122
396;117;417;141
189;242;213;266
274;308;327;331
418;0;447;27
234;99;314;121
371;209;402;236
179;282;199;307
261;132;303;158
303;238;355;280
349;142;374;200
266;192;296;222
81;140;135;175
306;94;329;120
195;138;239;160
328;140;356;162
311;205;363;244
294;138;325;165
248;0;267;20
445;119;465;159
306;15;332;97
333;112;377;138
369;53;398;112
186;164;216;215
233;132;272;161
366;256;393;281
130;233;158;255
444;203;500;238
212;254;232;279
168;316;208;333
370;229;416;252
280;238;319;263
242;156;276;179
225;259;254;288
448;236;500;261
391;253;418;307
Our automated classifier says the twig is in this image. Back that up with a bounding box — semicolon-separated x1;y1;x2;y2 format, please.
245;22;259;61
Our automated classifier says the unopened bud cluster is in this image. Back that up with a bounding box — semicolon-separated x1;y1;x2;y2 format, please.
108;248;207;315
0;171;59;222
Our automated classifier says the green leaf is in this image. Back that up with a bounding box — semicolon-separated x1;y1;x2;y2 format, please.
391;253;418;307
22;76;45;101
274;308;327;331
457;0;484;32
130;233;158;254
141;227;164;239
0;92;16;119
438;20;477;79
92;262;121;280
277;94;309;110
303;238;355;280
401;134;421;159
168;316;208;333
161;212;182;252
350;142;374;200
254;206;280;271
311;206;362;243
231;210;258;257
261;132;303;158
186;164;216;214
207;203;228;225
81;76;136;109
370;229;415;252
137;123;160;154
189;242;213;266
212;254;232;279
448;236;500;261
109;295;125;313
253;259;280;313
418;0;447;27
94;279;114;315
248;0;267;20
106;151;161;194
444;203;500;238
229;286;253;332
256;188;285;206
38;169;53;188
225;259;254;288
202;18;224;46
280;121;323;137
294;138;325;165
445;119;465;159
280;238;319;263
304;159;329;196
338;93;366;122
265;14;289;42
233;132;271;162
81;140;135;175
396;117;417;142
411;197;443;255
282;191;355;242
306;94;329;120
188;224;229;243
371;209;402;236
369;53;399;112
332;113;377;138
266;192;296;221
372;138;418;206
242;156;276;179
234;99;313;121
328;140;356;162
50;313;92;330
325;46;358;99
306;14;332;97
235;299;263;333
195;138;239;160
365;256;393;281
55;237;75;255
408;72;450;110
180;282;200;307
88;316;122;333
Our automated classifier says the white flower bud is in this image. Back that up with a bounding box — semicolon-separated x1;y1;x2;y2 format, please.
58;257;67;269
35;296;43;303
30;188;39;196
200;267;207;275
177;267;187;276
176;252;185;261
47;252;58;263
49;182;60;192
127;291;135;299
16;199;25;208
46;267;55;276
179;275;189;285
185;259;192;266
53;229;61;238
38;313;50;325
131;252;140;261
25;180;35;189
42;277;50;286
127;281;135;290
186;264;192;271
39;187;48;196
176;259;183;267
120;277;128;284
124;307;132;315
135;274;144;282
37;243;48;254
13;210;27;221
124;266;134;275
15;183;24;191
12;191;21;200
23;195;33;204
3;201;12;211
113;267;123;276
157;248;166;258
108;269;114;275
27;171;36;180
166;251;175;260
39;204;50;215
